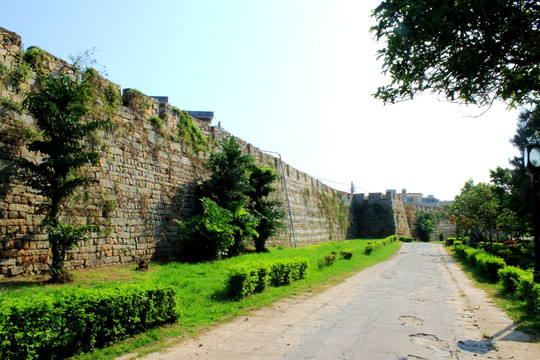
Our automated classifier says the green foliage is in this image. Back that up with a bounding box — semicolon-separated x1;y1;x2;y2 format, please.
475;252;506;282
22;46;48;81
530;284;540;314
179;137;283;260
371;0;540;108
47;222;95;282
364;235;397;255
399;236;414;242
175;109;208;153
21;74;108;282
339;249;354;260
414;211;434;242
0;239;401;359
122;88;151;113
6;53;31;90
317;192;349;239
176;197;240;262
0;284;178;359
150;115;163;129
451;180;501;243
226;257;309;299
323;253;336;266
246;166;285;252
516;273;534;302
498;266;529;294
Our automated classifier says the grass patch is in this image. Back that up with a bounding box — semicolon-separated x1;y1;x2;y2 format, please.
0;239;400;359
445;247;540;337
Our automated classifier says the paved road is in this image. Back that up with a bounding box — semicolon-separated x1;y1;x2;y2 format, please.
137;243;539;360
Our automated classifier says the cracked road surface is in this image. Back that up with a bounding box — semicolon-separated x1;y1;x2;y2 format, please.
137;243;539;360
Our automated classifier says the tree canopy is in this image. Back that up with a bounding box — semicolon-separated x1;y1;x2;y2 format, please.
371;0;540;108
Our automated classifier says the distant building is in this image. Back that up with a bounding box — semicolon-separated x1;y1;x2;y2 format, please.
398;189;451;208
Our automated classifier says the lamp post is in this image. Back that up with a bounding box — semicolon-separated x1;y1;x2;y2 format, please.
524;144;540;283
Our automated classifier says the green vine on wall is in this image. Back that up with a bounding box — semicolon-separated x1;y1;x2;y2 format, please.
317;192;349;239
171;106;208;154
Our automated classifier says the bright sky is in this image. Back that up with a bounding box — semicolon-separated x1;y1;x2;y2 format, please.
1;0;521;200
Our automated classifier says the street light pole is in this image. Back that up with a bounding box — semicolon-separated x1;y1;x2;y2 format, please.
261;150;297;248
524;144;540;283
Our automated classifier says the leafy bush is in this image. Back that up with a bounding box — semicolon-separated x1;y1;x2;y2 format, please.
365;245;373;255
465;248;482;267
400;236;414;242
324;253;336;266
516;273;534;302
226;257;309;299
0;284;178;360
475;253;506;282
498;266;529;294
226;263;261;299
269;258;309;286
339;249;354;260
176;197;240;262
530;284;540;314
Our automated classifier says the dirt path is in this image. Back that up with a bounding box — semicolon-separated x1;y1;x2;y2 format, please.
135;243;539;359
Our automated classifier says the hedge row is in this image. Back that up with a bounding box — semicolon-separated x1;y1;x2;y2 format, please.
226;257;309;299
454;244;540;314
454;245;506;281
0;284;178;360
365;235;398;255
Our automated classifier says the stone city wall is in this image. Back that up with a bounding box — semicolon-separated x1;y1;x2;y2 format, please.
0;27;351;277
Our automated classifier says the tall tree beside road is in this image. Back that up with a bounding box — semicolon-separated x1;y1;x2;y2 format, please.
371;0;540;108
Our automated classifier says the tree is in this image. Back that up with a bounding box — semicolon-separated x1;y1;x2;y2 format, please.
414;211;434;242
199;137;258;256
178;137;284;261
246;166;285;252
22;74;107;282
451;180;501;244
371;0;540;108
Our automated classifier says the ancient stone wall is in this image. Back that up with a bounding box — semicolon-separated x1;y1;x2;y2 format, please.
0;27;351;277
349;191;412;239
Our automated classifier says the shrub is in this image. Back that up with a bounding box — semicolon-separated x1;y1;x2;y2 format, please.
0;284;178;359
498;266;529;294
339;249;354;260
226;263;261;299
400;236;414;242
454;244;468;259
530;284;540;314
475;253;506;282
270;258;309;286
226;257;309;299
324;253;336;266
516;272;534;302
365;245;373;255
465;248;482;267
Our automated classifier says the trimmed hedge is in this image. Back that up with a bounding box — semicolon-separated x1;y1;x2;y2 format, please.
399;236;414;242
365;235;397;255
454;244;540;314
226;257;309;299
498;266;530;294
475;252;506;282
0;284;178;360
339;249;354;260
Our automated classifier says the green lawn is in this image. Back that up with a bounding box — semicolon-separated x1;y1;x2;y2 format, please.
0;238;401;359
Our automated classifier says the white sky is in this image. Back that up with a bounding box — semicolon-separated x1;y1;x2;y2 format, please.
0;0;521;200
